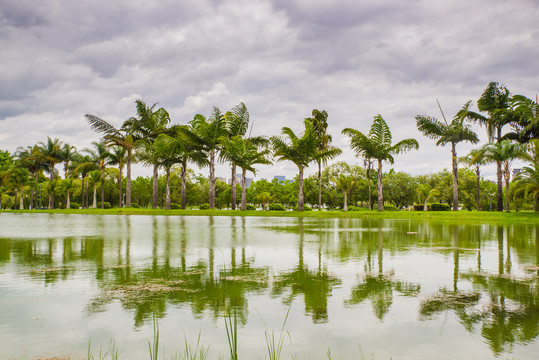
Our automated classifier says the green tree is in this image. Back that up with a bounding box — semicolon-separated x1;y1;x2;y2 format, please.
107;146;126;207
37;137;63;209
272;120;340;211
383;171;418;209
189;107;228;209
87;170;102;208
416;101;479;210
220;136;272;210
343;115;419;211
459;148;489;211
482;140;527;211
305;109;342;210
60;178;77;209
511;162;539;211
466;82;517;211
505;95;539;143
86;141;112;209
331;174;356;211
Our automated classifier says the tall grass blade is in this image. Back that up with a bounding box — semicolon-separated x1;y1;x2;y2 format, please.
261;306;291;360
224;307;238;360
148;308;160;360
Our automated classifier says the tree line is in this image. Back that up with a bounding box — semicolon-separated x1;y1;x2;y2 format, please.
1;81;538;212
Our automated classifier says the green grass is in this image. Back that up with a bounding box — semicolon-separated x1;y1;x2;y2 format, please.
5;207;539;223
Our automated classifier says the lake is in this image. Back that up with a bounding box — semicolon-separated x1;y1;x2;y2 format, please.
1;213;538;359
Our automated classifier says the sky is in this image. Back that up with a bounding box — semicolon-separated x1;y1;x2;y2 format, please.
1;0;538;182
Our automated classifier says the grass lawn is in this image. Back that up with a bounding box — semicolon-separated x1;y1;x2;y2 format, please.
4;207;539;223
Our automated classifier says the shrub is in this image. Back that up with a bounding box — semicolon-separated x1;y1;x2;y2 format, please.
413;204;432;211
199;203;210;210
98;202;112;209
268;203;286;211
293;205;312;211
383;204;399;211
129;203;140;208
430;203;450;211
245;204;256;210
170;203;181;209
69;202;80;209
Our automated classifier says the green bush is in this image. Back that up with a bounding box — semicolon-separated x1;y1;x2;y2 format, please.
98;202;112;209
268;203;286;211
128;203;140;208
170;203;181;209
293;205;312;211
413;204;429;211
199;203;210;210
383;204;399;211
245;204;256;210
430;203;450;211
69;202;80;209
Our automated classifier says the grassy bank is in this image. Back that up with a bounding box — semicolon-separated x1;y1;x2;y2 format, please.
4;207;539;223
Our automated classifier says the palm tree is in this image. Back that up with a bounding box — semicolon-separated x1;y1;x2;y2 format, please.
505;95;539;143
87;170;101;208
37;137;63;209
85;111;139;207
459;148;489;210
343;115;419;211
107;146;126;207
129;100;171;209
85;141;112;209
7;167;31;209
511;162;539;211
482;140;527;211
189;107;228;209
272;120;340;211
60;177;77;209
306;109;342;210
220;136;272;210
466;82;517;211
15;145;46;209
60;143;77;179
223;103;251;210
416;101;480;210
416;184;430;211
331;174;356;211
72;153;98;208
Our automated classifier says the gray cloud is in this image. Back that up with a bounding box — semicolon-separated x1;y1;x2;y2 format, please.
0;0;537;181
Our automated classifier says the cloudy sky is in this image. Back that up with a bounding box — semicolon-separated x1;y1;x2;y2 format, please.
1;0;538;181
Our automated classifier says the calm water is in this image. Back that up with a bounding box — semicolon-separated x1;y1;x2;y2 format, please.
1;213;538;359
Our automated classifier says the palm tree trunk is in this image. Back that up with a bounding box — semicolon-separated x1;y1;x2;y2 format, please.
475;167;480;211
318;161;322;210
48;165;54;209
126;149;132;207
503;161;510;211
66;190;71;209
367;162;372;210
451;142;458;211
19;184;24;209
165;166;171;210
343;192;348;212
209;149;215;209
92;183;97;208
231;164;237;210
14;188;18;210
535;193;539;212
181;163;187;209
298;166;304;211
377;159;383;211
152;164;159;209
496;160;503;211
241;168;247;210
101;169;105;209
118;165;123;207
424;198;428;211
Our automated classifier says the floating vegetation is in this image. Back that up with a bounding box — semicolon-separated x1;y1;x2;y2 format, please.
419;288;481;320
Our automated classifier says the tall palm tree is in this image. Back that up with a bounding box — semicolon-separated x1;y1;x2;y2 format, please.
223;103;250;210
331;174;356;212
7;167;31;209
466;82;517;211
505;95;539;143
272;120;340;211
107;146;126;207
459;148;489;210
343;115;419;211
85;141;112;209
189;107;228;209
85;112;139;207
60;177;77;209
37;137;63;209
220;136;272;210
416;101;479;210
72;153;98;208
482;140;527;211
15;145;46;209
130;100;171;209
60;143;77;179
87;170;102;208
306;109;342;210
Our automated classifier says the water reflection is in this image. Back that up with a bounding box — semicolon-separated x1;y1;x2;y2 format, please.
0;215;539;359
